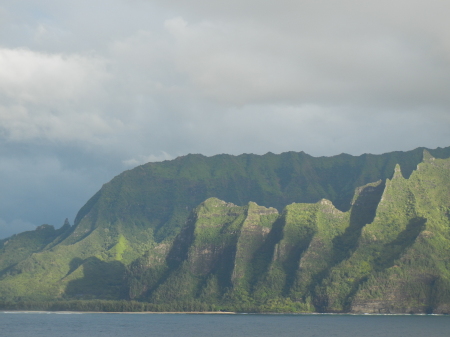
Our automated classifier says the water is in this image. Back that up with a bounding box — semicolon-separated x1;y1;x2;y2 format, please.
0;312;449;337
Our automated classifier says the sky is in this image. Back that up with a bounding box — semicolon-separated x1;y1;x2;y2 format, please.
0;0;449;238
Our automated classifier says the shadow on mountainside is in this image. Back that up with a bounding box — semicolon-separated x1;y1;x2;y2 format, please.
374;217;427;271
249;217;285;293
332;182;386;264
137;213;197;301
282;226;317;297
341;216;428;312
312;182;385;311
64;257;127;300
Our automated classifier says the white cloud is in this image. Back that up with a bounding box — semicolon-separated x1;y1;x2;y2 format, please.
0;48;125;144
0;48;105;103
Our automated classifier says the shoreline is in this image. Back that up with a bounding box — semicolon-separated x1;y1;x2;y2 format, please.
0;310;237;314
0;310;448;316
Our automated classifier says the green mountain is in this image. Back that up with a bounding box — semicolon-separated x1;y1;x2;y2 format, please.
1;146;450;313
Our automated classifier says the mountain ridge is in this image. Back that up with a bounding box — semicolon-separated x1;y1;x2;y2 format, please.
1;146;450;313
68;146;450;244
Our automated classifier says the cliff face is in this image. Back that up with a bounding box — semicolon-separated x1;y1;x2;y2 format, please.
126;152;450;313
1;148;450;313
123;153;450;313
347;152;450;314
134;198;279;305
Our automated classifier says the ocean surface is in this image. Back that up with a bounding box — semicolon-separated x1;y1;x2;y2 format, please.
0;312;449;337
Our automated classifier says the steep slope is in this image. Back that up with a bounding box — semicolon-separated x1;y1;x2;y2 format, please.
0;221;71;277
65;146;450;245
315;151;450;313
124;184;385;312
1;147;450;312
0;220;154;301
129;198;279;309
126;151;450;313
250;200;350;312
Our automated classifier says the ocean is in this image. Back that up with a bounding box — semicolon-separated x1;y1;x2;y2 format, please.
0;312;449;337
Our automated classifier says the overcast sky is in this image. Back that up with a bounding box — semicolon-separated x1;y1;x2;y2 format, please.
0;0;449;238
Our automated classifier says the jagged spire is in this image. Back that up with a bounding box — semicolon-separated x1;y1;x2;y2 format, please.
393;163;403;179
422;149;435;162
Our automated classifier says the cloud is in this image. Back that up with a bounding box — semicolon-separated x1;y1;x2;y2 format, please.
61;1;448;118
158;13;450;109
0;48;104;102
0;0;449;238
0;48;126;144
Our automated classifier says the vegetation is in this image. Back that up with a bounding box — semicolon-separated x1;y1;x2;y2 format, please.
1;147;450;313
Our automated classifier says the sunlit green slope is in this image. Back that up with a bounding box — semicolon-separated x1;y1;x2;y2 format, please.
124;153;450;313
1;147;450;313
